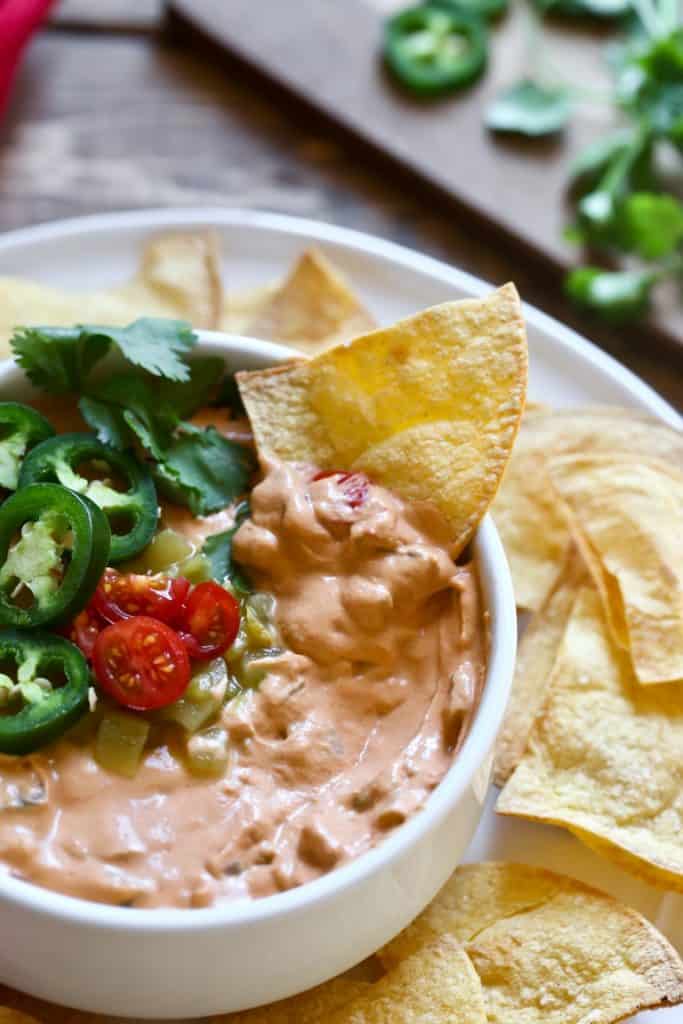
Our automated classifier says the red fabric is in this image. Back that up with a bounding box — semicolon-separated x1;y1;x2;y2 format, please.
0;0;55;117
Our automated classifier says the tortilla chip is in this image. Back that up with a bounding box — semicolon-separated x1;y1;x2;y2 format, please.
381;862;683;1024
548;454;683;685
498;587;683;889
492;407;683;611
243;249;375;355
238;284;528;556
222;283;278;335
326;936;485;1024
493;545;587;786
116;231;222;329
222;978;371;1024
0;231;223;356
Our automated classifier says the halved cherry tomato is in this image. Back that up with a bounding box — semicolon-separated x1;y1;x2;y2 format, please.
93;568;190;627
178;581;240;660
312;470;369;508
92;615;191;711
64;605;105;660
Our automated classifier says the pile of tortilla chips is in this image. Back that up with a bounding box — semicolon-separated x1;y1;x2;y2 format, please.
1;230;682;1021
2;862;681;1023
492;403;683;892
0;234;374;359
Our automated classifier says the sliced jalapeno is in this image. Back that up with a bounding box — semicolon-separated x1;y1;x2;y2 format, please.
384;3;487;97
0;483;110;628
0;629;90;755
0;402;55;491
18;432;158;562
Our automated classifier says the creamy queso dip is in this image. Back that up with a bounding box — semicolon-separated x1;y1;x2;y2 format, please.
0;410;486;908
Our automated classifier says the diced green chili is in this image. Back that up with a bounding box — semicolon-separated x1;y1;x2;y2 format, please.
95;709;150;778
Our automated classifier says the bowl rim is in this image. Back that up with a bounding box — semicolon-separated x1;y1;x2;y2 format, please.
0;329;517;934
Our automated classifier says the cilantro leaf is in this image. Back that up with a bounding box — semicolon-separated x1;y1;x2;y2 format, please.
159;357;225;419
202;500;252;592
565;266;658;322
11;327;111;394
89;374;177;459
621;192;683;259
81;318;196;382
568;131;632;193
153;426;255;516
11;317;198;396
78;396;133;449
486;80;571;136
575;129;653;241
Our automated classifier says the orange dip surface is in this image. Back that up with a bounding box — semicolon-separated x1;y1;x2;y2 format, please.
0;411;486;908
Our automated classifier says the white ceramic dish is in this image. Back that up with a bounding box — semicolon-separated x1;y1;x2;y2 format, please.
0;331;516;1018
0;209;679;1024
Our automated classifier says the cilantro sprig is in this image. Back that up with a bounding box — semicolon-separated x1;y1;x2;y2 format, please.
563;16;683;321
10;317;255;516
12;318;196;393
470;0;683;323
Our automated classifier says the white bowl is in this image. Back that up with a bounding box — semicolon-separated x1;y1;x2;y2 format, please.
0;331;517;1018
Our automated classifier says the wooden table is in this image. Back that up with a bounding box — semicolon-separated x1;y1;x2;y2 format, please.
0;5;680;1021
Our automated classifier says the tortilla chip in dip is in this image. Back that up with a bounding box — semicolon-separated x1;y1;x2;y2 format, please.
380;862;683;1024
493;545;586;786
0;231;223;358
238;284;528;556
547;454;683;685
498;587;683;889
243;248;375;356
0;1013;42;1024
492;406;683;611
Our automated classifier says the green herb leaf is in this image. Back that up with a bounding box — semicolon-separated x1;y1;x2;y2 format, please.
11;327;111;394
637;28;683;84
159;357;225;419
81;318;196;382
154;427;255;517
621;192;683;259
578;189;619;230
78;396;133;449
639;81;683;139
90;374;177;459
575;128;653;241
486;80;571;136
568;130;631;192
565;266;658;322
616;29;683;140
202;500;252;592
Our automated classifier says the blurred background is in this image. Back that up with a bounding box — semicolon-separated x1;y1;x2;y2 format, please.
0;0;681;405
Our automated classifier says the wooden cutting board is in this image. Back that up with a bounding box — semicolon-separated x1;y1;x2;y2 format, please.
165;0;682;352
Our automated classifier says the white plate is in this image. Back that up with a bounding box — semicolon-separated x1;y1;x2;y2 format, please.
0;208;681;1023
